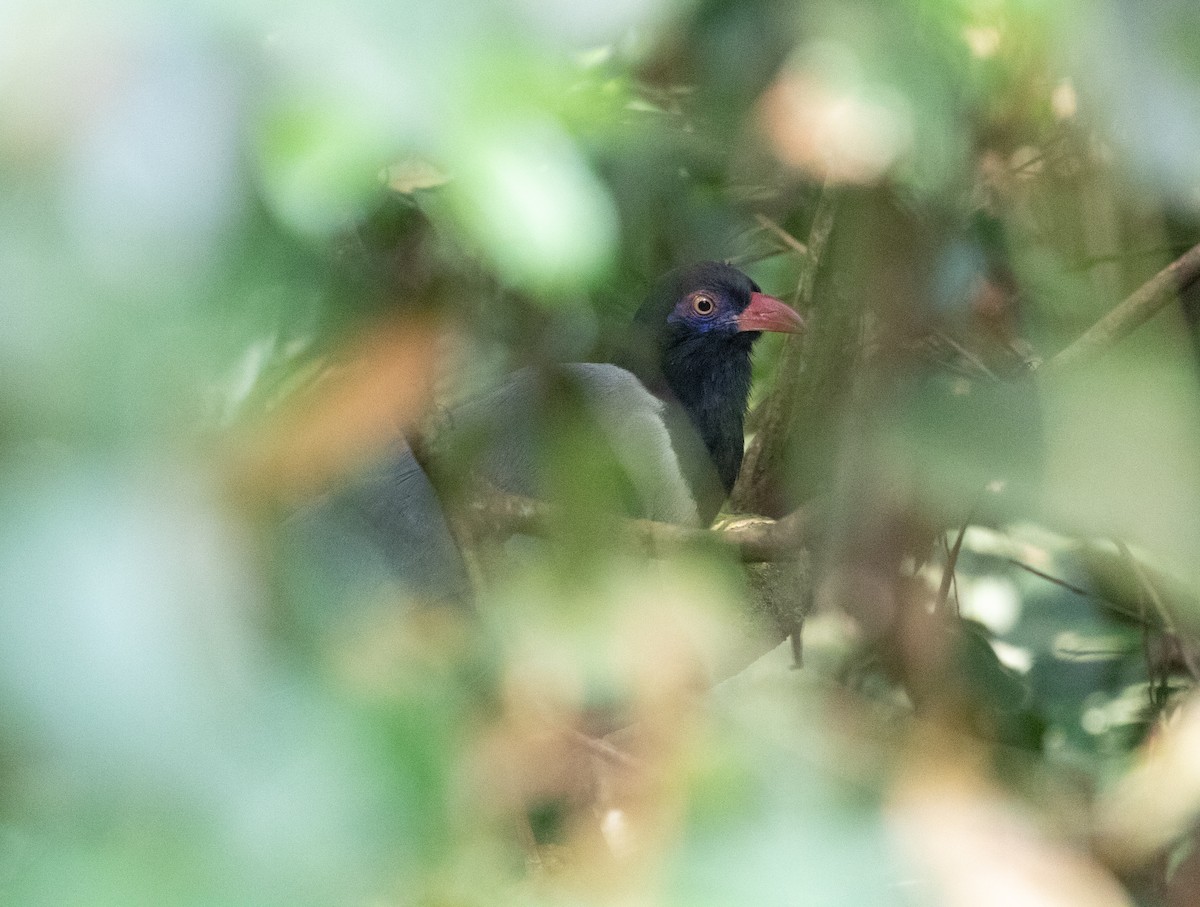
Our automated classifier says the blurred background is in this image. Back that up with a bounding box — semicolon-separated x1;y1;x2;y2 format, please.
5;0;1200;903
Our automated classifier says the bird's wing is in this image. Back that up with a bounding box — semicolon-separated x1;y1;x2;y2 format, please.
285;364;701;621
285;440;473;617
447;363;699;526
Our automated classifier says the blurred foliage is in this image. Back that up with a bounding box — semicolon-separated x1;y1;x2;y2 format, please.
7;0;1200;904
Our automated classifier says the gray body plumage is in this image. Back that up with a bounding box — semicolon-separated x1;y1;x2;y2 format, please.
450;363;699;527
288;363;699;615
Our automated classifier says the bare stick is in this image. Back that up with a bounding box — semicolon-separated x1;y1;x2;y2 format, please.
726;247;788;268
560;727;643;771
936;519;970;616
754;213;809;257
1045;242;1200;372
1004;557;1154;626
461;484;818;563
1116;540;1200;682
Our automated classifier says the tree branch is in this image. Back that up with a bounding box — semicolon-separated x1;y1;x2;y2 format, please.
730;184;839;513
1044;242;1200;371
459;484;818;563
1116;540;1200;683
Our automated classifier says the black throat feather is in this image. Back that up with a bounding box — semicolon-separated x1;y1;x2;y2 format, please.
658;327;756;497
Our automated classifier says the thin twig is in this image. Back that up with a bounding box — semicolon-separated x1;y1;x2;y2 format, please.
561;727;643;771
934;332;1000;381
753;213;809;257
937;520;970;616
726;247;789;268
1003;557;1154;627
1044;242;1200;372
1010;151;1046;174
1116;540;1200;682
1004;558;1093;597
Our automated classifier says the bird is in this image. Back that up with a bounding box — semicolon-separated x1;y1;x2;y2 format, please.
287;261;804;611
613;260;804;521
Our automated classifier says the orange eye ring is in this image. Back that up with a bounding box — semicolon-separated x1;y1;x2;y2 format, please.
691;293;715;316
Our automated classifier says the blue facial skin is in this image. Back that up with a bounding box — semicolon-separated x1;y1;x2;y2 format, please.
666;290;752;337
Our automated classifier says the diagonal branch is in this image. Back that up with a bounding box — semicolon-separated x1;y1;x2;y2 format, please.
1044;242;1200;372
1115;540;1200;682
754;213;809;257
729;185;839;513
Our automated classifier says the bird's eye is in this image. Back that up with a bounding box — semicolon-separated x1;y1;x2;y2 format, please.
691;294;716;316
